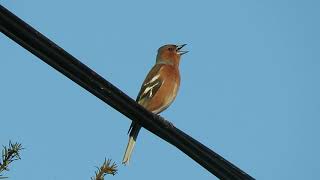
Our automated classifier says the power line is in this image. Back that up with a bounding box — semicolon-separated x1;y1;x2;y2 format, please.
0;5;254;180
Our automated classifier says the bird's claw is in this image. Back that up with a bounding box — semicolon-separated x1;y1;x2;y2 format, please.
163;119;174;128
154;114;174;128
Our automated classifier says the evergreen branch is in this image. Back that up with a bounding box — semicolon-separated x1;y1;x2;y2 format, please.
91;158;117;180
0;141;23;179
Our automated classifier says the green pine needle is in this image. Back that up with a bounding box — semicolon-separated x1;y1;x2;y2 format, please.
0;141;23;179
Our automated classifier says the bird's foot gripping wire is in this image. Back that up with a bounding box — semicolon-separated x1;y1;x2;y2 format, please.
154;114;174;128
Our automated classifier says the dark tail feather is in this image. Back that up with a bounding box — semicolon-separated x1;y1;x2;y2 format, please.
122;122;141;165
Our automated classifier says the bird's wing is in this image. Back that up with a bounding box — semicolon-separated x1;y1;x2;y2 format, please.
127;65;163;134
136;65;163;103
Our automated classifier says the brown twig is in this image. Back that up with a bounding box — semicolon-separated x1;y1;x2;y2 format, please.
91;158;117;180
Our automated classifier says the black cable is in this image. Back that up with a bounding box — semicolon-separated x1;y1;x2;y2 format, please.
0;5;254;180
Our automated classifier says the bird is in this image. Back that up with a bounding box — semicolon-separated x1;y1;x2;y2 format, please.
122;44;188;165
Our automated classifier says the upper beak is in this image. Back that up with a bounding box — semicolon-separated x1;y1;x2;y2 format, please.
176;44;188;55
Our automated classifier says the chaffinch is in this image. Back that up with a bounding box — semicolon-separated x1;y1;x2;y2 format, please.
122;44;188;165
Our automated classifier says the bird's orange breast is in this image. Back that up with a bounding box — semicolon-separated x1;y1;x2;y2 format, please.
146;65;180;114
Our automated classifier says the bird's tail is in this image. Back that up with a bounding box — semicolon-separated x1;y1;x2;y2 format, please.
122;122;141;165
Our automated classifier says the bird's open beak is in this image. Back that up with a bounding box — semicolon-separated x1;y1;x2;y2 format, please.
176;44;188;55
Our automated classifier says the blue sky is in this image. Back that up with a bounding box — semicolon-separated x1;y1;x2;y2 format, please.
1;1;319;179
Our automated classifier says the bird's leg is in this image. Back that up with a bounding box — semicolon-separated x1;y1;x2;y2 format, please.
154;114;174;128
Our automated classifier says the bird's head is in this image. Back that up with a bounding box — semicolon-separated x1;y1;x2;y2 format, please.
156;44;188;66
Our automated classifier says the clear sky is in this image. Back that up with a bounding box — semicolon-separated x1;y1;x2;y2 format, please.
1;1;319;180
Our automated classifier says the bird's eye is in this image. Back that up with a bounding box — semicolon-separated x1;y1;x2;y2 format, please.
168;47;174;51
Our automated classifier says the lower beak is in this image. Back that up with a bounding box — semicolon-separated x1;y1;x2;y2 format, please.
177;44;189;55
